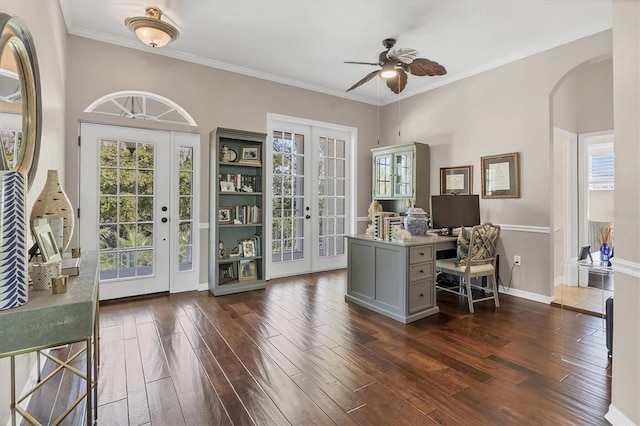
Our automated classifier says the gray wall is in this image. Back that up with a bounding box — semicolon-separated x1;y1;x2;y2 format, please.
609;0;640;423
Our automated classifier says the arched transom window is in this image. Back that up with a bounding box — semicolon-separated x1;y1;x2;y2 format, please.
85;91;197;126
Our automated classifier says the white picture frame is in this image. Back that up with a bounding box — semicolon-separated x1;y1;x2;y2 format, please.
33;223;62;262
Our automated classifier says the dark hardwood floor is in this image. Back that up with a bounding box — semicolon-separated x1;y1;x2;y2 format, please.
26;269;611;425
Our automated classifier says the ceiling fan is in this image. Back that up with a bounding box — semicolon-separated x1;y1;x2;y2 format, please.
345;38;447;94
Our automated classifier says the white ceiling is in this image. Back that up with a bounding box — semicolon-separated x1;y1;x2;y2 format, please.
59;0;612;105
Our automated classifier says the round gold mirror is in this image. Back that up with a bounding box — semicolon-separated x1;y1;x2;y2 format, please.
0;13;41;190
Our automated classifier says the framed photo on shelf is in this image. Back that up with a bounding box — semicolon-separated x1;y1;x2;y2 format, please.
218;206;231;224
440;165;472;195
238;259;258;281
220;181;235;192
33;223;62;262
241;240;256;258
219;262;235;284
239;146;261;164
481;152;520;198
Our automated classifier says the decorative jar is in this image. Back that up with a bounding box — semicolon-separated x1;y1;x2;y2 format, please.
404;207;429;236
600;243;611;267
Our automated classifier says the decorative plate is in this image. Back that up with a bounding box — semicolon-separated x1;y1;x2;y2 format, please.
227;149;237;162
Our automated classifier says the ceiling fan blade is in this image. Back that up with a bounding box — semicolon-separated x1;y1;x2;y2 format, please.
344;61;380;66
346;70;381;92
406;58;447;76
388;48;418;64
386;70;408;94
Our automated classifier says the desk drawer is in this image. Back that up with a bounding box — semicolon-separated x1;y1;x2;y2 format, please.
409;279;433;313
409;262;433;282
409;245;433;264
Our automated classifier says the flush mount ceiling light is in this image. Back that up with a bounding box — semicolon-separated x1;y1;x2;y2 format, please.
124;7;179;48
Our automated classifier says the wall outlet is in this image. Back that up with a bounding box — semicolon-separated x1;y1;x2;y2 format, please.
514;255;521;266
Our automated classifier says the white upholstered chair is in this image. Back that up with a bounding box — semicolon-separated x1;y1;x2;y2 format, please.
435;223;501;313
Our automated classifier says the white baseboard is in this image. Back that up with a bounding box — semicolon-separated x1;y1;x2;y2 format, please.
605;403;635;425
499;287;554;304
198;282;209;291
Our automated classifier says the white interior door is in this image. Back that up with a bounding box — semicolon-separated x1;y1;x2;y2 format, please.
80;123;172;299
267;116;353;279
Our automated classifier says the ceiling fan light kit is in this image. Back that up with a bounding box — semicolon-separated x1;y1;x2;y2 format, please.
345;38;447;94
379;62;397;79
125;7;179;48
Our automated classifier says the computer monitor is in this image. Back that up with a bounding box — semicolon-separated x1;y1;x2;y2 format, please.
430;195;480;234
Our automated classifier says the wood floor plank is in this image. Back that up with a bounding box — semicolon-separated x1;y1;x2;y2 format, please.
98;325;127;405
194;346;255;426
350;382;439;425
123;337;151;425
201;303;335;425
268;334;366;411
146;377;186;426
136;322;170;383
148;297;184;337
199;330;290;425
176;313;206;349
161;332;232;425
97;398;128;426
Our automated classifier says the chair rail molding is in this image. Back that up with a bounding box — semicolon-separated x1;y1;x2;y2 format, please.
610;257;640;279
499;224;550;234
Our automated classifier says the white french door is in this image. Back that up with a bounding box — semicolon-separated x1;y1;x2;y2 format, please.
267;115;355;279
79;123;199;300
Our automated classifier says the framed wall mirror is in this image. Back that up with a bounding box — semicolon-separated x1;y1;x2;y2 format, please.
0;13;42;190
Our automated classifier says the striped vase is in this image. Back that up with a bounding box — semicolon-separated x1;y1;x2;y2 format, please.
0;171;28;310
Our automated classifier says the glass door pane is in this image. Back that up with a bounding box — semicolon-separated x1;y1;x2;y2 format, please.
394;151;413;197
99;140;155;280
272;131;306;262
374;154;392;197
178;146;194;271
317;136;346;257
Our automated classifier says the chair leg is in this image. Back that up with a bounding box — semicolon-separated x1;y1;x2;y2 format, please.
491;272;500;307
465;275;475;313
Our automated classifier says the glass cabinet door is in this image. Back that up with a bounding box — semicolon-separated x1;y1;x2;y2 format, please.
394;151;413;198
373;153;392;198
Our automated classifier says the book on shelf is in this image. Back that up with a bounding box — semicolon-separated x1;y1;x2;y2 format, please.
219;174;261;192
61;257;81;276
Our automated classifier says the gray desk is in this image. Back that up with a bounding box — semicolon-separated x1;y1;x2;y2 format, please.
0;252;99;425
346;234;457;323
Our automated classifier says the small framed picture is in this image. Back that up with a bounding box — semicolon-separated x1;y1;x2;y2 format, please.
239;146;261;164
218;206;231;224
33;223;62;262
220;181;235;192
481;152;520;198
219;262;235;284
440;165;472;195
241;240;256;258
238;260;257;281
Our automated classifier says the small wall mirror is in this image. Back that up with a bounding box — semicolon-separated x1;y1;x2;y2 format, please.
0;13;41;190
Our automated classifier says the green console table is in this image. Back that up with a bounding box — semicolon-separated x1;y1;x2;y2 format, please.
0;252;99;425
346;234;457;323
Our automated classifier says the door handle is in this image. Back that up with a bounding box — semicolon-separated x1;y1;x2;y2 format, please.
161;217;168;223
305;215;311;219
